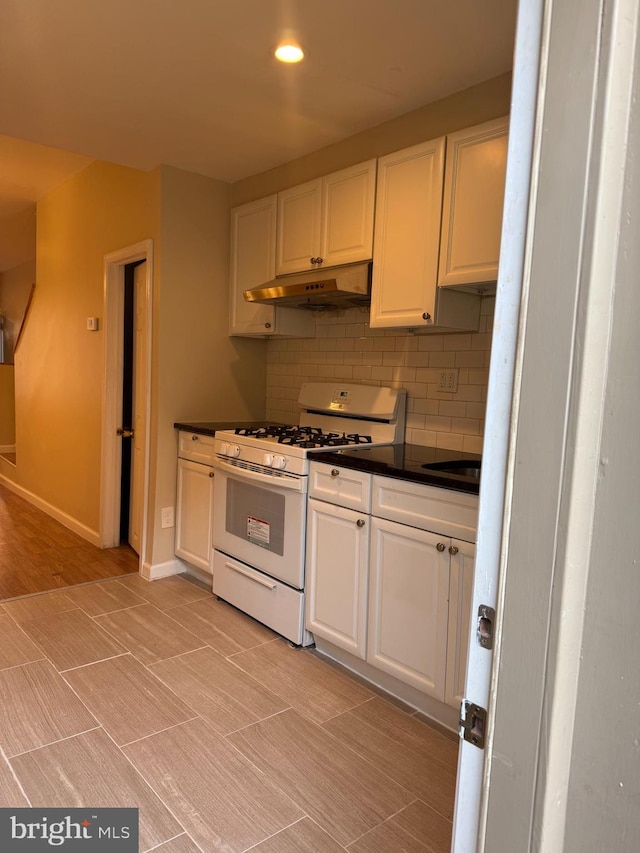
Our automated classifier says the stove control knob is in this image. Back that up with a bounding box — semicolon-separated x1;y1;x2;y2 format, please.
272;454;287;469
263;453;273;467
229;444;241;458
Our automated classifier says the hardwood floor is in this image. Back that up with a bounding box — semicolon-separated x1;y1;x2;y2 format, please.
0;574;459;852
0;481;138;599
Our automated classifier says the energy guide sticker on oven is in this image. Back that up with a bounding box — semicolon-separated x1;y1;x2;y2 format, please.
247;516;270;547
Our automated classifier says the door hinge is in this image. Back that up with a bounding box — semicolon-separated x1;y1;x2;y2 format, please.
477;604;496;649
459;700;487;749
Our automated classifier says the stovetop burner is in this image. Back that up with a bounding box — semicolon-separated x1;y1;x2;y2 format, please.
234;425;372;449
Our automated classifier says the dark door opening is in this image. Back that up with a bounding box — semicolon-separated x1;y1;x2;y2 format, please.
119;259;145;543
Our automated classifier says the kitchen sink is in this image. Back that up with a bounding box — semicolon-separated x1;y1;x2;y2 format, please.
421;459;481;479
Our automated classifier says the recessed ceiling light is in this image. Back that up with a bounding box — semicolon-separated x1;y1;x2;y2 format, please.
274;43;304;63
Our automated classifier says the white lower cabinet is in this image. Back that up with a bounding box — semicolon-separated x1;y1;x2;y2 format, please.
368;517;449;700
175;457;215;573
306;461;478;717
305;498;369;659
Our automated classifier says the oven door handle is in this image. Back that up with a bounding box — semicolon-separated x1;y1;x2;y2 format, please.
224;560;278;590
213;456;307;493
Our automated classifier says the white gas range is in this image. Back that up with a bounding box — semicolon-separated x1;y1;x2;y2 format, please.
211;382;406;645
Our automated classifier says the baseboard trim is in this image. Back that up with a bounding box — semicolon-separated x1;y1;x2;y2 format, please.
183;564;213;587
141;558;186;580
0;473;101;547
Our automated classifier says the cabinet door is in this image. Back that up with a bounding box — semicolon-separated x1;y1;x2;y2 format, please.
229;196;277;335
305;498;369;659
368;517;449;699
175;459;215;573
438;117;509;287
445;539;476;709
370;138;446;328
321;160;376;268
276;179;322;274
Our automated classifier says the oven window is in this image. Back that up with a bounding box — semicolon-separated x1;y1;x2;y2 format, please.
226;479;286;556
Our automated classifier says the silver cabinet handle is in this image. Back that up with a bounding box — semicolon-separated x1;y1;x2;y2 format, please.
331;468;340;477
449;545;459;555
316;257;323;264
310;257;317;264
422;312;431;321
209;471;214;478
356;519;366;528
265;322;271;329
436;542;446;552
191;434;199;441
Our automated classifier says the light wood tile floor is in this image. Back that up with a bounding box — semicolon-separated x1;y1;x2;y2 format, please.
0;574;458;852
0;482;138;598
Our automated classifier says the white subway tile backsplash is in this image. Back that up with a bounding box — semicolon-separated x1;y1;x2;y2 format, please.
444;334;472;351
265;299;495;447
436;433;465;451
429;351;457;368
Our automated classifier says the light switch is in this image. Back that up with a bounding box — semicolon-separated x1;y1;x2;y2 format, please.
87;317;99;331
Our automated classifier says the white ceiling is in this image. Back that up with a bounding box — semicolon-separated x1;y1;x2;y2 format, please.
0;0;518;269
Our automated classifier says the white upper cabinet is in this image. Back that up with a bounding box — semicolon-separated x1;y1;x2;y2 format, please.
229;195;314;337
369;138;447;329
438;117;509;287
276;160;376;275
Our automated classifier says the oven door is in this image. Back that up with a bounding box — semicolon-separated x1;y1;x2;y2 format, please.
212;462;307;589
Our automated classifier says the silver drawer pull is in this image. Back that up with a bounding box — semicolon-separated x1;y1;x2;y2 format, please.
191;434;199;441
436;542;446;552
356;519;365;528
331;468;340;477
225;561;277;590
449;545;459;555
209;472;214;478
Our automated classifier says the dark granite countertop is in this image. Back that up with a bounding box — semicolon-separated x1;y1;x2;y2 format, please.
311;443;481;495
174;421;276;437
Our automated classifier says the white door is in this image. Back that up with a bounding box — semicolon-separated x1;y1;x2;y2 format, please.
276;179;322;274
369;137;446;328
321;159;376;268
175;458;215;573
305;498;370;659
367;516;449;699
451;0;543;848
128;261;146;553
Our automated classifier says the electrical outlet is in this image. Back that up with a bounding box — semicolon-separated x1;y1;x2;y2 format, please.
438;369;459;393
161;506;174;529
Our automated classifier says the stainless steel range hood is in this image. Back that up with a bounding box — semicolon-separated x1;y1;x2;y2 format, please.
243;261;371;310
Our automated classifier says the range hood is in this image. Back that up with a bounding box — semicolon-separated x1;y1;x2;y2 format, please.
243;261;371;310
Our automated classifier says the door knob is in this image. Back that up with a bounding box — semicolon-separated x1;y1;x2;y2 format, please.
117;428;134;439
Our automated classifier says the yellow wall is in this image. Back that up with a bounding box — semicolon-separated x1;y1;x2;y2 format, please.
0;365;15;447
11;161;160;532
232;73;511;205
147;166;266;566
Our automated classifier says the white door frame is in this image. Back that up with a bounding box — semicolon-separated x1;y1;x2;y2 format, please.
451;0;545;846
100;239;153;572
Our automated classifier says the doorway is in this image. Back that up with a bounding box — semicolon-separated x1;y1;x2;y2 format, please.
119;260;145;551
101;240;153;571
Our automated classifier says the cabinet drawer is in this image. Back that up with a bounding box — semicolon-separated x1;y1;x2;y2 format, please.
212;551;305;645
309;461;372;512
372;475;478;542
178;431;216;465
